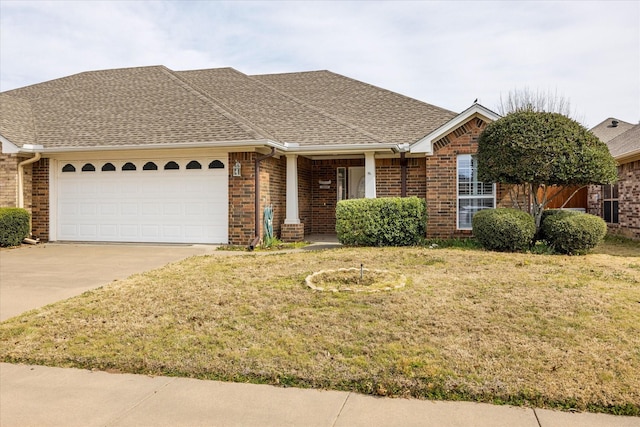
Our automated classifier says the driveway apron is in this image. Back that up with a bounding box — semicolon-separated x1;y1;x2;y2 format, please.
0;243;215;321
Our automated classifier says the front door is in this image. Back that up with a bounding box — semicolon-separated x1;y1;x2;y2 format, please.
348;167;365;199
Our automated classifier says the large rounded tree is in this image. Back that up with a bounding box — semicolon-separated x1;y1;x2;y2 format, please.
477;111;618;230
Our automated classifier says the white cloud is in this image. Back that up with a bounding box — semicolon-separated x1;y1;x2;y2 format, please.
1;0;638;127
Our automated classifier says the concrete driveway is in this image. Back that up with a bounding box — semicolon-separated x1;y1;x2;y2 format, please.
0;243;216;321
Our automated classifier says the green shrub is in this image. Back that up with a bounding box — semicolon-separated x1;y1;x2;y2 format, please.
0;208;30;247
539;209;581;241
472;208;535;252
336;197;427;246
543;213;607;254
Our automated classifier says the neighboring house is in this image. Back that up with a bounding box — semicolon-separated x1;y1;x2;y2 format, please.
0;66;503;245
589;118;640;240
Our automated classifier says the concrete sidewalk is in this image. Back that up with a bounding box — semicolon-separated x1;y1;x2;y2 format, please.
3;363;638;427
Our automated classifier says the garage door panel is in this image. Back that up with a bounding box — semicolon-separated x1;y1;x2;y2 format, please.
99;225;118;237
56;158;228;243
78;224;98;238
100;203;118;216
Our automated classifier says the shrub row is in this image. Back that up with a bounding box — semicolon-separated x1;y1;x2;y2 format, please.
0;208;30;247
541;209;607;254
472;208;535;252
336;197;426;246
472;208;607;254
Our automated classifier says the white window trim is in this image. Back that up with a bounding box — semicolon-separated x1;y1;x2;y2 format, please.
456;154;496;230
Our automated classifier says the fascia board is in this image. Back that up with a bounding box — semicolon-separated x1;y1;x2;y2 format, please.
410;104;501;154
615;149;640;164
28;139;283;154
286;143;398;155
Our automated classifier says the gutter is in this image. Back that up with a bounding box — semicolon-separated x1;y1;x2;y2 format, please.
248;147;277;251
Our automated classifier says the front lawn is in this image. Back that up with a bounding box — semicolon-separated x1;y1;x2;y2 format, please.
1;245;639;415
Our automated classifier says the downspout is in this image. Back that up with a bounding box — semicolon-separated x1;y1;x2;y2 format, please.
248;147;277;251
17;152;41;243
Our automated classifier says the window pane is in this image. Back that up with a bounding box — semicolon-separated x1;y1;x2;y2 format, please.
164;161;179;170
612;184;619;199
612;201;619;224
143;162;158;171
62;164;76;172
603;185;611;199
458;197;494;229
101;163;116;172
122;162;136;171
81;163;95;172
208;160;224;169
603;201;612;223
186;160;202;170
337;167;346;201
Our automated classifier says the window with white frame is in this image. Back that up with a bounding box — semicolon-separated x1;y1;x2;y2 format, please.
457;154;495;229
602;184;619;224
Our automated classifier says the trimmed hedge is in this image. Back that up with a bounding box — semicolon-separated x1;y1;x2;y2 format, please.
542;213;607;254
335;197;427;246
539;209;581;241
0;208;30;247
472;208;535;252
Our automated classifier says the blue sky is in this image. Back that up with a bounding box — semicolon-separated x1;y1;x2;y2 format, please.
1;0;638;128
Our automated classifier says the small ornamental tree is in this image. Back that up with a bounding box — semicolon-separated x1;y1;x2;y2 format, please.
477;111;618;231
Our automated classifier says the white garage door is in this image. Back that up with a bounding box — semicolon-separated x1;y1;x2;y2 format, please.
55;158;228;244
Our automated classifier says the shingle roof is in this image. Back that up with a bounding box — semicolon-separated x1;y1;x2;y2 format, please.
252;70;456;144
591;117;639;161
606;124;640;159
1;66;263;149
590;118;635;143
1;66;456;151
177;68;381;145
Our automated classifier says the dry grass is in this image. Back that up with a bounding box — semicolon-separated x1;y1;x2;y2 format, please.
1;245;639;415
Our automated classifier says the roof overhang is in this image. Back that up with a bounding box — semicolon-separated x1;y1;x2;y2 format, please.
0;138;284;154
615;149;640;164
2;132;409;158
410;103;501;154
284;142;401;157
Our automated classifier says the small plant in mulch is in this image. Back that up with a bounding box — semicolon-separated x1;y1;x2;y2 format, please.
306;265;406;292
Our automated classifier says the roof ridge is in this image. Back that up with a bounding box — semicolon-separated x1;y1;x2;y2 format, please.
162;68;276;141
249;73;386;143
3;65;171;98
322;70;457;116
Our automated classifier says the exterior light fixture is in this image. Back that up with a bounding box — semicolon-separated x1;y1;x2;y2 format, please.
232;160;242;177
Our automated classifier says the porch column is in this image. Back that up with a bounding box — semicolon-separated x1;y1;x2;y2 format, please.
284;154;300;224
282;154;305;242
365;152;377;199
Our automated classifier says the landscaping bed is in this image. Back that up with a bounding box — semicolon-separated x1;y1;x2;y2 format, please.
1;245;639;415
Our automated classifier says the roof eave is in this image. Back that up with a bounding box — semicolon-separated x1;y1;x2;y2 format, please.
615;149;640;164
8;139;284;154
285;142;400;156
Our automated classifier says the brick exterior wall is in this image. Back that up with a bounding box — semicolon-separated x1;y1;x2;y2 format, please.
31;158;49;240
228;152;256;245
0;153;33;210
588;160;640;240
260;155;286;241
298;156;313;236
376;157;426;198
227;152;287;246
0;153;19;207
425;117;487;238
